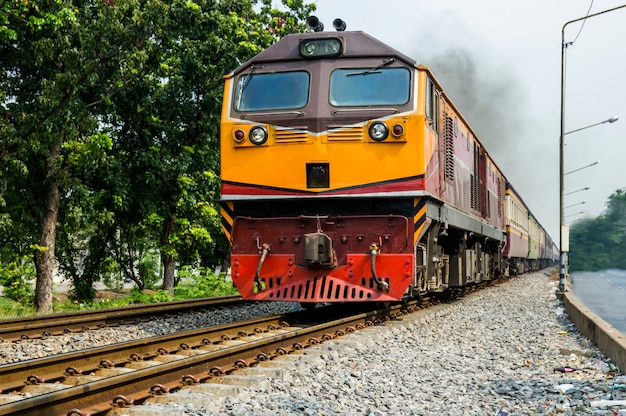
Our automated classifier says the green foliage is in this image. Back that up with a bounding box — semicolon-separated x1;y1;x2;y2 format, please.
138;254;161;288
125;289;154;305
0;255;35;303
173;266;238;298
0;296;35;319
129;288;173;304
53;295;132;312
569;188;626;271
1;0;315;311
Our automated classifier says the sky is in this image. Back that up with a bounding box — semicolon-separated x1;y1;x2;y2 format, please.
310;0;626;242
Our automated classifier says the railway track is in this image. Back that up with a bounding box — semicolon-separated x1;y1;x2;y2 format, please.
0;302;418;416
0;295;243;342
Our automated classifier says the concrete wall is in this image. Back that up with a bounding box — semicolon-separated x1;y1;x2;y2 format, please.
562;288;626;372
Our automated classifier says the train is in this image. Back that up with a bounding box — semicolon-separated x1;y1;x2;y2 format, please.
219;17;557;305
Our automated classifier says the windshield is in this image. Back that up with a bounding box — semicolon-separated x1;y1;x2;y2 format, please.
235;71;310;111
330;67;410;106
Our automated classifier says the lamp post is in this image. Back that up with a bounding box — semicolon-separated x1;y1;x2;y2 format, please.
559;4;626;292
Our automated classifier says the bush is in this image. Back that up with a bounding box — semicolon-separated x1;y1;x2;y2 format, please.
53;295;133;312
138;254;161;289
173;266;237;299
128;288;172;304
0;256;35;304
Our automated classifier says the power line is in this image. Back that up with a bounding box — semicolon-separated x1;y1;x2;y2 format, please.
568;0;595;47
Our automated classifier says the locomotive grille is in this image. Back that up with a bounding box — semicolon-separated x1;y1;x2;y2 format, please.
326;126;365;141
261;275;391;301
444;116;455;181
471;174;479;211
497;177;503;217
275;128;309;143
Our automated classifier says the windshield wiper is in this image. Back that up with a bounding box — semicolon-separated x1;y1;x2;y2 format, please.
346;58;395;76
236;64;259;109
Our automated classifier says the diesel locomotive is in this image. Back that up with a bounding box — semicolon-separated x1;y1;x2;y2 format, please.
219;17;557;305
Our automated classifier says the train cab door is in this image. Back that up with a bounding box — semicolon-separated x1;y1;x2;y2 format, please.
437;96;448;200
423;77;445;200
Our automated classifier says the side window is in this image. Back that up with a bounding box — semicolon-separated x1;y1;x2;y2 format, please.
425;78;438;132
425;79;433;121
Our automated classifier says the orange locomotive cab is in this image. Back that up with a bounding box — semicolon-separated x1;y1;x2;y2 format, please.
220;30;431;302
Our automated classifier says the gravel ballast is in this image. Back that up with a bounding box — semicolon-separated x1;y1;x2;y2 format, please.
158;271;625;415
3;271;626;415
0;302;298;364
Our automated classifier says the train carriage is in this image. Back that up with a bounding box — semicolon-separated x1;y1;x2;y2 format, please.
538;224;547;262
219;18;554;304
544;232;558;267
503;182;530;274
528;213;541;268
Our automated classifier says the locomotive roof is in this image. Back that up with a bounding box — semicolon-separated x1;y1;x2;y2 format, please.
229;31;419;77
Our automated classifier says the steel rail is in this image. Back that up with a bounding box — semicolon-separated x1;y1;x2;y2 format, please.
0;303;412;416
0;295;243;342
0;309;300;394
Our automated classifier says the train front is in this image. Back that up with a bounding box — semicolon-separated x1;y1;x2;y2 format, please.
220;23;432;304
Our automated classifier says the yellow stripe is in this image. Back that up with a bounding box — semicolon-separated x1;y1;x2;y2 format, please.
506;225;529;241
413;198;427;244
220;202;234;242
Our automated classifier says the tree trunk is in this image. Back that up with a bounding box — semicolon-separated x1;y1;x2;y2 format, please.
161;215;176;292
34;141;61;314
162;253;175;292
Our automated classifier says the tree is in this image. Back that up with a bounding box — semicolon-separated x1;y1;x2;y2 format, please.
103;0;314;292
569;188;626;271
1;1;107;313
1;0;315;311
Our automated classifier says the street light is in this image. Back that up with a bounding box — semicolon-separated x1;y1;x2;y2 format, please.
559;4;626;292
564;186;590;196
564;160;599;176
565;211;585;220
565;201;586;209
565;211;584;217
564;116;619;135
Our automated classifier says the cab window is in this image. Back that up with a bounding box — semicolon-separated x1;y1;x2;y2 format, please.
330;67;410;106
235;71;309;111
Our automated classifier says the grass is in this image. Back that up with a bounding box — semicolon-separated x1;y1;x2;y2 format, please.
0;296;35;319
1;272;239;319
0;289;178;319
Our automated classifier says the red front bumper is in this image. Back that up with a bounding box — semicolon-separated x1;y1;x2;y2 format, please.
229;215;415;302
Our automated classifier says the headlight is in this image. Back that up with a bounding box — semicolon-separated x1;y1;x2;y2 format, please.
369;122;389;141
327;39;341;54
301;41;317;57
249;126;268;145
299;38;342;58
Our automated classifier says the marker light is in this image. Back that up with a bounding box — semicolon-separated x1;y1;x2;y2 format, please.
392;124;404;137
234;129;245;143
299;38;342;58
369;122;389;141
249;126;268;145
